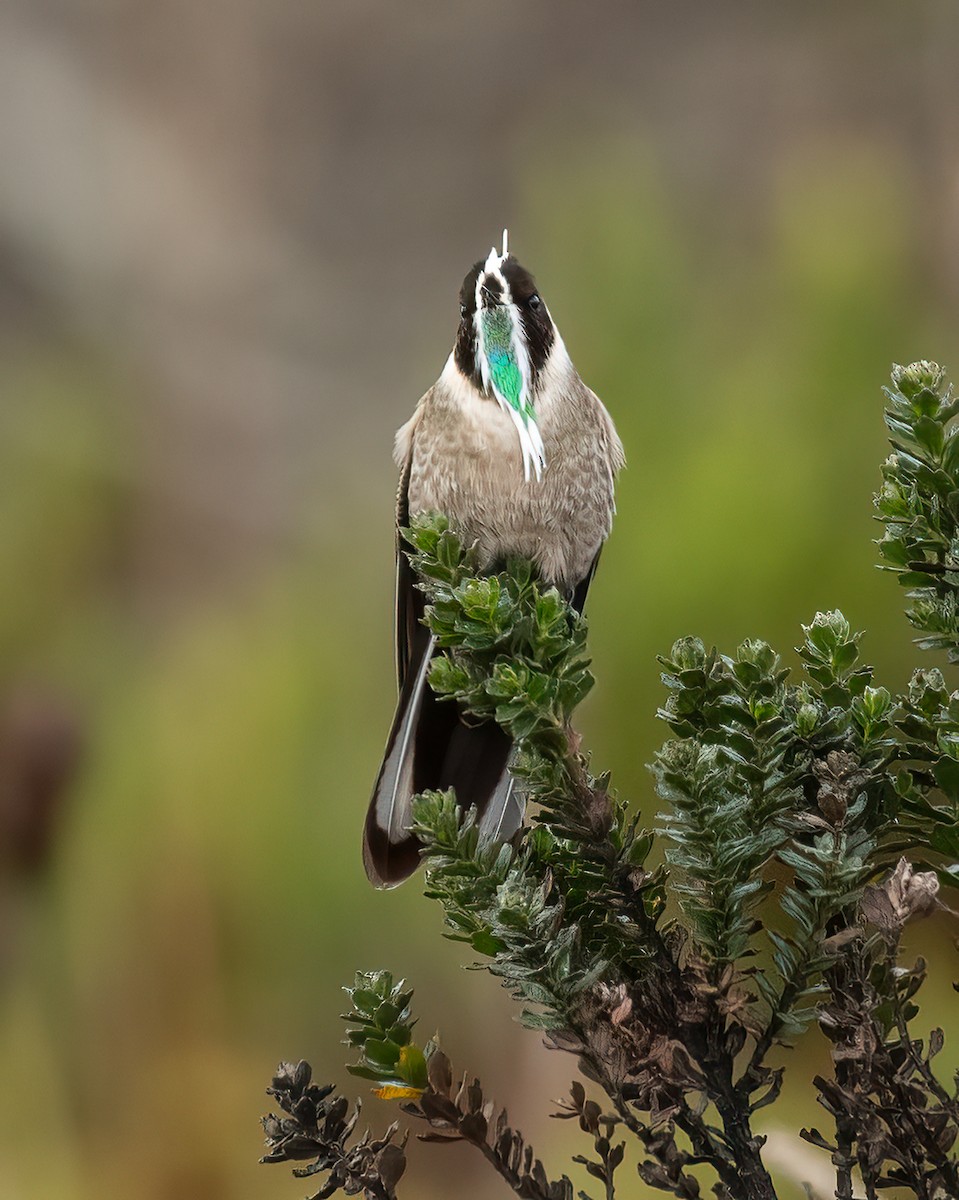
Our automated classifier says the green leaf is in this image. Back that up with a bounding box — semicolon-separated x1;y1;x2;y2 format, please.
913;415;945;460
396;1043;428;1089
941;432;959;478
935;863;959;889
363;1038;402;1070
929;823;959;859
471;929;506;956
933;757;959;804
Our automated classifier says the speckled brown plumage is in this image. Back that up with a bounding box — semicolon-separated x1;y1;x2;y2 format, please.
399;353;622;593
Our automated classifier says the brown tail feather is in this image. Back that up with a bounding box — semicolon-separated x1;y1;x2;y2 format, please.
363;639;515;887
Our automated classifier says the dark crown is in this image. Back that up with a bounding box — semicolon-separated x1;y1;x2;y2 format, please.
453;254;555;386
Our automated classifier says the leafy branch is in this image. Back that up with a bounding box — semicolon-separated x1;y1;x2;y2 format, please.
261;362;959;1200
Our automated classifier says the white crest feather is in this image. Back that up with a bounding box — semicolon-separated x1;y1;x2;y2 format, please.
483;228;510;274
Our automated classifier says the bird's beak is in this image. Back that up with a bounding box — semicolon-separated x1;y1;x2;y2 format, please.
478;282;505;311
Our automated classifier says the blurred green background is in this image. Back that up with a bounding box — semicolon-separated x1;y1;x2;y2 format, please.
1;3;958;1198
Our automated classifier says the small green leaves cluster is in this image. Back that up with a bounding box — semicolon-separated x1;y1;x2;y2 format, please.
654;637;800;965
410;781;653;1038
652;612;899;1005
765;750;876;1040
769;614;892;1019
887;666;959;894
404;513;665;1026
876;360;959;659
407;790;514;956
343;971;428;1095
410;791;595;1032
792;609;898;770
403;516;593;748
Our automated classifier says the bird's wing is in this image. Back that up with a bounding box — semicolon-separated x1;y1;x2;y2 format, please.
365;414;437;887
394;453;421;688
477;771;523;845
570;548;602;615
363;624;437;887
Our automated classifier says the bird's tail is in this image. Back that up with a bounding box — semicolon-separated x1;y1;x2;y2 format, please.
363;637;521;888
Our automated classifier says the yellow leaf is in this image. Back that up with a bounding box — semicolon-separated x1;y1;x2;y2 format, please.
373;1085;424;1101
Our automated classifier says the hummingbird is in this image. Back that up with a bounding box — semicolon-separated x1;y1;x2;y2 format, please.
363;232;624;887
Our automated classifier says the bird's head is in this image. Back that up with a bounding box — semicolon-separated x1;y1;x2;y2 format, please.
452;231;559;481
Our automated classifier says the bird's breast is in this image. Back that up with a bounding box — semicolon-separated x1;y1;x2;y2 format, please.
406;377;614;592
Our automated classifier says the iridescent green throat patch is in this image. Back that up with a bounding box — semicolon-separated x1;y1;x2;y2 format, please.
479;306;545;481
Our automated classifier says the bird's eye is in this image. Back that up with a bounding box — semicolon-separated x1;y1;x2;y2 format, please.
528;294;542;311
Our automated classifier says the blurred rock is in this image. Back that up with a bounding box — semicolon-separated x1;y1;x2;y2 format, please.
0;687;82;876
